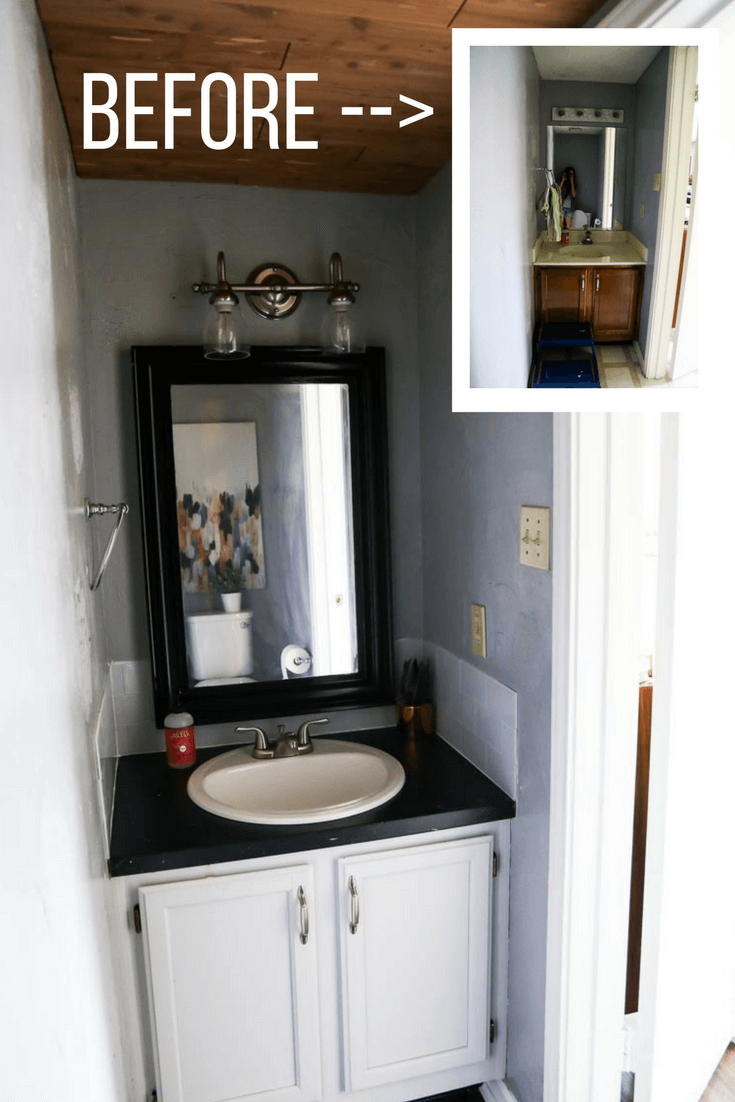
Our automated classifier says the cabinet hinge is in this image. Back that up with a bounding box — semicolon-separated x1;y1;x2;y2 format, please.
695;83;699;102
492;852;498;878
133;904;142;934
490;1019;497;1044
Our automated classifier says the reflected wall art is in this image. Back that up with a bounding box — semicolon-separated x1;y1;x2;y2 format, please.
172;422;266;592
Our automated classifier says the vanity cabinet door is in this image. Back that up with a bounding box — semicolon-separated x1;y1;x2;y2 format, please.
591;266;643;340
338;837;492;1091
139;866;321;1102
536;266;589;323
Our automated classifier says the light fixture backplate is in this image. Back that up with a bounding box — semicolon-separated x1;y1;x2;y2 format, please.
246;263;301;319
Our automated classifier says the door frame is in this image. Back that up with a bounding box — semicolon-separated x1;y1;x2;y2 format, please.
545;412;735;1102
638;45;698;378
544;413;646;1102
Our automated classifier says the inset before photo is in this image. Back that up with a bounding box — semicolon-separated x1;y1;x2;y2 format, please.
458;40;702;390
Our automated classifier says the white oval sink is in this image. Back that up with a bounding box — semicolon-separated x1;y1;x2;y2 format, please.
187;739;406;825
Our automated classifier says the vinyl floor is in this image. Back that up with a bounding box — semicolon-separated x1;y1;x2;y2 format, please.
536;342;697;388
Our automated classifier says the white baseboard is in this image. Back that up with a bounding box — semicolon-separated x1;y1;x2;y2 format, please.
481;1081;522;1102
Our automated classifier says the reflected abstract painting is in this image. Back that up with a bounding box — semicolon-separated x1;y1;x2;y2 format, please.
173;422;265;591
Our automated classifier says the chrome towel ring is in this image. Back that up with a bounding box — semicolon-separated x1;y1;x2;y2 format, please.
85;499;129;591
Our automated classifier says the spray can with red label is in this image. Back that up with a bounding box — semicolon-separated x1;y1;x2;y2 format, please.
164;711;196;768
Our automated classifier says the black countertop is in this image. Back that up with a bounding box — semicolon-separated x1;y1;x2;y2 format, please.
108;727;516;877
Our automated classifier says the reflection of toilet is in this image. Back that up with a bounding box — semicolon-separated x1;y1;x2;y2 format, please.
185;610;254;683
571;210;591;228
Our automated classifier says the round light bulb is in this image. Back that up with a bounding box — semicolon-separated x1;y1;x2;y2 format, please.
203;301;250;360
320;301;365;355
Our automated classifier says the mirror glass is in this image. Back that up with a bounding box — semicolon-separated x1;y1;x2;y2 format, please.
171;382;357;686
547;124;628;230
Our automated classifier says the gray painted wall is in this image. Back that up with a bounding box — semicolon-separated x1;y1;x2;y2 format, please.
418;164;553;1102
1;0;124;1095
631;46;670;352
78;179;423;666
470;46;541;388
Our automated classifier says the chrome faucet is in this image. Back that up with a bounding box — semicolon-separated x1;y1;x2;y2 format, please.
581;227;594;244
235;717;330;759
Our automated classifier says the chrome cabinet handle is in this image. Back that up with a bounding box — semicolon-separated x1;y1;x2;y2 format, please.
596;274;600;291
348;876;360;934
297;885;309;945
581;273;585;291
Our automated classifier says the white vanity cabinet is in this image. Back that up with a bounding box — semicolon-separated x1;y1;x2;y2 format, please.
139;865;322;1102
338;839;492;1091
125;828;506;1102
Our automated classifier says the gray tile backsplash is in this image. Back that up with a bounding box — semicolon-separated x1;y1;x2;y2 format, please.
394;638;518;799
105;640;517;802
108;658;396;756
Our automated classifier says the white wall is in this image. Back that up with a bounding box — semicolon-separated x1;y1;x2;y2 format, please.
470;46;541;388
0;0;125;1096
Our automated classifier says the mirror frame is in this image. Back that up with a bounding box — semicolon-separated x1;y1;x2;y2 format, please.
132;345;393;728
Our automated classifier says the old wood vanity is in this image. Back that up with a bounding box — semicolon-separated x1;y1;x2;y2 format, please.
533;233;646;342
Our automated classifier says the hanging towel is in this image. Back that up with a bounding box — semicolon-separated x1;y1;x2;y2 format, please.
540;184;563;242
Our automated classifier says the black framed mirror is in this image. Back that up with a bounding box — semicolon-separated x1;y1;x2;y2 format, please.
133;346;392;727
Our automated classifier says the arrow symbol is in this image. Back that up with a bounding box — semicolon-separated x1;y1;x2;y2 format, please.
399;95;433;128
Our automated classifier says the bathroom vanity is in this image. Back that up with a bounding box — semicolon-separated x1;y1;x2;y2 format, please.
107;728;515;1102
122;347;516;1102
533;233;646;341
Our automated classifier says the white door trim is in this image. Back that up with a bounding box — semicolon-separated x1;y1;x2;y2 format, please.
642;46;698;378
545;414;644;1102
633;414;735;1102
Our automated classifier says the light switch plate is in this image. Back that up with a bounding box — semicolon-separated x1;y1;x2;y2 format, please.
520;506;550;571
470;603;486;657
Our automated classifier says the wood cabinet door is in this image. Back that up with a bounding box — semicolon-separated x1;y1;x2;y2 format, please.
140;866;321;1102
537;267;588;323
591;267;642;340
338;837;492;1091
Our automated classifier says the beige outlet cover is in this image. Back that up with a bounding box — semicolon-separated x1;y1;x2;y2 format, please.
470;603;486;658
520;506;550;571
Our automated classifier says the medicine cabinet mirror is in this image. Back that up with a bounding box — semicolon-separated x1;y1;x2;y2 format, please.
547;124;628;230
133;346;392;727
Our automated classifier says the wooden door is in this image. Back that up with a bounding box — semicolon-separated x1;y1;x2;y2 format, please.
339;837;492;1091
591;267;642;341
140;866;322;1102
536;267;589;323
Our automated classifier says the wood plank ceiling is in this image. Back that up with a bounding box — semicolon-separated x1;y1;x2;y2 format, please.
36;0;605;194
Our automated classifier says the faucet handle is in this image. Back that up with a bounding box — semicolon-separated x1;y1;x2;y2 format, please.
235;725;274;759
297;717;329;748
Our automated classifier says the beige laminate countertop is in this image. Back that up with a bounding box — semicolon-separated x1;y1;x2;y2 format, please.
533;231;647;267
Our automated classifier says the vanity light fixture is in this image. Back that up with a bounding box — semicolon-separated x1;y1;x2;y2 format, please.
192;251;362;357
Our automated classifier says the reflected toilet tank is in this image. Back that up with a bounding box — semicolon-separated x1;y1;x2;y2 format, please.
185;610;254;682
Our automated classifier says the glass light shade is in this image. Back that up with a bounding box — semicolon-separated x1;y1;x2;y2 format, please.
203;301;250;360
320;301;365;355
